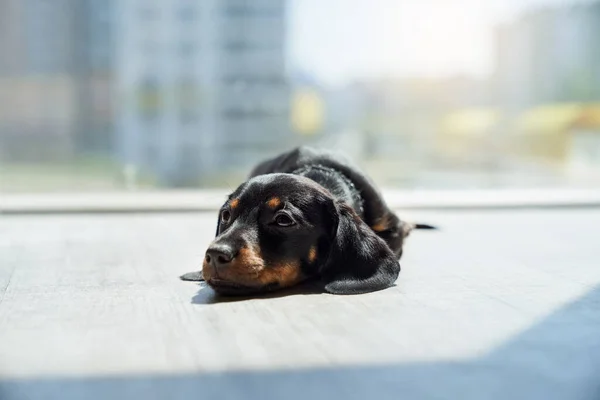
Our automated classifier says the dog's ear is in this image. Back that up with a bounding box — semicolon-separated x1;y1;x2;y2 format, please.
321;202;400;295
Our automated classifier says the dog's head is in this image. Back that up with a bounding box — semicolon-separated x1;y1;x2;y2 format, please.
202;173;400;295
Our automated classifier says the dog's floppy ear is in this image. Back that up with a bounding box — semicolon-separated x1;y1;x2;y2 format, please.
321;202;400;295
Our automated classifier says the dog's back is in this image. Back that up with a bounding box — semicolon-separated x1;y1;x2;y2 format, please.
248;146;419;259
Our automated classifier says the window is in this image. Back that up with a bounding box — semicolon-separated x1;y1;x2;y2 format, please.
178;42;196;57
138;6;157;21
137;78;162;121
4;0;600;193
222;76;285;85
176;80;200;123
177;4;197;22
222;42;279;51
141;40;159;57
221;109;285;119
222;6;283;17
144;141;159;165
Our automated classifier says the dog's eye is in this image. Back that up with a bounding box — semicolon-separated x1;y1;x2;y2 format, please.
274;213;295;227
221;210;231;224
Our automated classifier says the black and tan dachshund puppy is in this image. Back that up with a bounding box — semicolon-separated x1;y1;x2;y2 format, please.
181;147;434;295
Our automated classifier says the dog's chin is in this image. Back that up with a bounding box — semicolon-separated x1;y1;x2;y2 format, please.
206;278;279;296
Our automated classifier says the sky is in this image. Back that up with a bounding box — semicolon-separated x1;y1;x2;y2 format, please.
289;0;592;85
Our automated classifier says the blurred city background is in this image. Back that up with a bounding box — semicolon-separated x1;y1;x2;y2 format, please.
1;0;600;192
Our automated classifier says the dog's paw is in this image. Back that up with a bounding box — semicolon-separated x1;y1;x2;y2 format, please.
180;271;205;282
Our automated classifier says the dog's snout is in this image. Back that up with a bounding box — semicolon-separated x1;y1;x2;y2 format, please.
205;244;236;270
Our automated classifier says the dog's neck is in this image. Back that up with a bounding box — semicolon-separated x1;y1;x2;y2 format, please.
292;164;364;216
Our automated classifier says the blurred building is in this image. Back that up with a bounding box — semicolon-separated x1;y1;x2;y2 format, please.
308;76;493;185
349;78;489;154
495;2;600;107
0;0;290;186
72;0;115;155
115;0;290;185
0;0;114;161
0;0;78;161
567;104;600;175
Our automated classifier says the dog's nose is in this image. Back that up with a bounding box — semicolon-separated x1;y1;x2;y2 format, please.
205;244;235;270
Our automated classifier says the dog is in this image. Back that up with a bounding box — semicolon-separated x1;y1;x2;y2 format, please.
181;147;434;295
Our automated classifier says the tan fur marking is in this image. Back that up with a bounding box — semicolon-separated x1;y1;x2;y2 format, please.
230;198;239;208
236;247;264;270
203;245;263;284
204;244;302;289
257;260;302;288
202;258;214;281
371;221;389;232
308;246;317;263
267;197;281;208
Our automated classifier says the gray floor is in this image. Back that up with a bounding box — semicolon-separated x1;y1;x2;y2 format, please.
1;209;599;400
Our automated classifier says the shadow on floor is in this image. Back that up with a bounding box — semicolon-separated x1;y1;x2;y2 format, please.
190;280;327;304
2;285;600;400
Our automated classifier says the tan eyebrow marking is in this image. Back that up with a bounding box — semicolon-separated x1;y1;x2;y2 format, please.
267;197;281;208
308;246;317;263
230;198;240;208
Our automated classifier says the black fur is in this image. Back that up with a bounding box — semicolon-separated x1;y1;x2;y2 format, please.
181;147;434;295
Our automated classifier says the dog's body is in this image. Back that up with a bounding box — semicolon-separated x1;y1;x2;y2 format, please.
249;147;417;259
181;147;433;295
